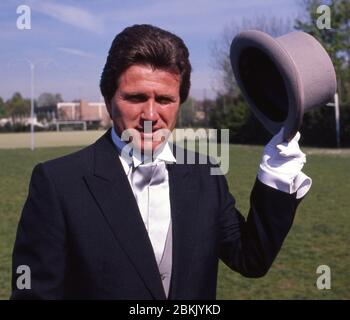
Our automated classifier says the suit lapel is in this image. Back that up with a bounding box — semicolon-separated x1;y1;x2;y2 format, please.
84;131;166;300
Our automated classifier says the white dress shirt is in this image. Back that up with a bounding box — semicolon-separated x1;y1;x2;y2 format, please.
111;127;176;266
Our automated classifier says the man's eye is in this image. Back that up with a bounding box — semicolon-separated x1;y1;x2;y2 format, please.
156;97;174;105
125;95;147;103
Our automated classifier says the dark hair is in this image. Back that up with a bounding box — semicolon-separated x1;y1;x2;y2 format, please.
100;24;192;104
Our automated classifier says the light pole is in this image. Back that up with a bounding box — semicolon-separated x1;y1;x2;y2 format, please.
326;93;340;148
9;58;58;151
28;59;35;151
8;58;36;150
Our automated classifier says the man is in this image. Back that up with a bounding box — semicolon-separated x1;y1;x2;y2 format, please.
11;24;311;300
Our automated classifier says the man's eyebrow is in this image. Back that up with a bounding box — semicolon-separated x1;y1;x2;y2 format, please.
157;93;179;99
120;92;148;98
121;92;177;99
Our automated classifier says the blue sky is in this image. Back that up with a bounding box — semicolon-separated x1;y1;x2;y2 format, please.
0;0;302;102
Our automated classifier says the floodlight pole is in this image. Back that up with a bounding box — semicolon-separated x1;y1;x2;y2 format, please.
326;93;340;148
8;58;57;150
334;93;340;149
29;61;35;151
20;58;35;150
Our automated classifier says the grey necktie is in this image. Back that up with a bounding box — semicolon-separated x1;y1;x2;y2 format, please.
132;162;163;193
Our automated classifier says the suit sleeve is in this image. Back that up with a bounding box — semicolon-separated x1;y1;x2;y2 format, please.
218;175;301;277
11;163;67;299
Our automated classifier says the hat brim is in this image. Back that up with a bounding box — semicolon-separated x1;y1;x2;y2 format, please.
230;30;304;141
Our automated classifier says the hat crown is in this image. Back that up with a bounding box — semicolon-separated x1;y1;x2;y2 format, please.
276;31;337;111
230;30;337;141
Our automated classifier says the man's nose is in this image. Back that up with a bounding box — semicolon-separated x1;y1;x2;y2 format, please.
141;100;159;122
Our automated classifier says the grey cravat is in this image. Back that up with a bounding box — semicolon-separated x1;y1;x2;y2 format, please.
131;161;170;266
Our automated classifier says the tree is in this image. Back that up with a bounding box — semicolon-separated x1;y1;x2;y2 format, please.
35;92;63;123
210;94;248;137
177;97;196;127
0;97;5;117
295;0;350;146
201;98;216;127
6;92;30;122
295;0;350;104
37;92;63;108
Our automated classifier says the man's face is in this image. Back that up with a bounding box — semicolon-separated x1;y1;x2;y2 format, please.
107;64;181;152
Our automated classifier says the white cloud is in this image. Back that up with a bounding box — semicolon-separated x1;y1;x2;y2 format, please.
58;47;95;58
32;0;104;33
101;0;298;37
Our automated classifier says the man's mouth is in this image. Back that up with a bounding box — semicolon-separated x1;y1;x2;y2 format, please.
134;127;167;143
136;127;159;134
136;127;158;133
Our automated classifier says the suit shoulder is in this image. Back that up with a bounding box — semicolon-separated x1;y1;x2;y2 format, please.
37;130;113;181
39;143;95;179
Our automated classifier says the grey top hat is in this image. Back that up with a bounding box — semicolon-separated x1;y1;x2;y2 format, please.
230;30;337;141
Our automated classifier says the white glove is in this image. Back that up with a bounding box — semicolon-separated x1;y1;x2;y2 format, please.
258;128;312;199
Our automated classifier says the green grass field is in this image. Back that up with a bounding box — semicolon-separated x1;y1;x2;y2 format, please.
0;132;349;299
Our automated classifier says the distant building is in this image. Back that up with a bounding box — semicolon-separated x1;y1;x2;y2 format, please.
57;100;111;128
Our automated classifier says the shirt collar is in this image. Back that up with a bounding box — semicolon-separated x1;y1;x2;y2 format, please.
111;127;176;169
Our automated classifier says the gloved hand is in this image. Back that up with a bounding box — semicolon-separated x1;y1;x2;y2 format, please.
258;128;312;199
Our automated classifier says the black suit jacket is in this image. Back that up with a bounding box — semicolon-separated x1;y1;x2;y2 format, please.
11;129;300;300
